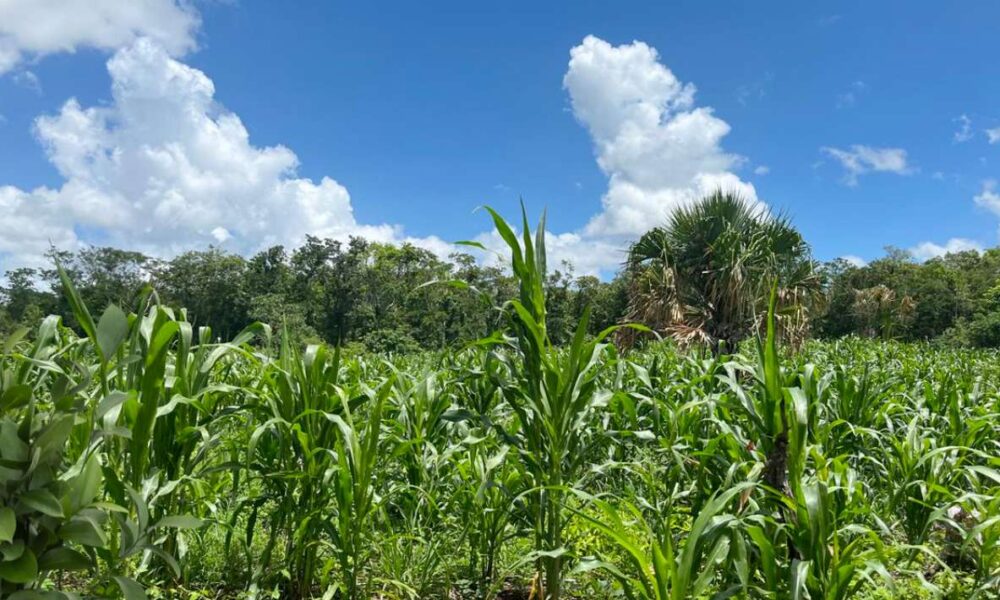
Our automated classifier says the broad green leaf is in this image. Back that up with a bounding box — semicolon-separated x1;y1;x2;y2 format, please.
0;548;37;584
18;489;64;518
0;385;31;411
38;547;92;571
0;420;29;462
0;507;15;543
113;575;147;600
66;455;102;514
0;540;25;561
96;391;128;421
58;515;107;548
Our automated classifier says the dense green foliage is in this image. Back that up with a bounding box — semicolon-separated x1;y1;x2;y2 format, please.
0;243;628;353
5;237;999;351
0;208;996;599
818;248;1000;346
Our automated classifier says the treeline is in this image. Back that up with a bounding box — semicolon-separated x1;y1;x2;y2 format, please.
3;240;1000;349
818;247;1000;346
0;238;628;352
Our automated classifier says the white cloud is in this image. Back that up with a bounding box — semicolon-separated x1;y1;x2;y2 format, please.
986;127;1000;145
954;114;973;143
909;181;1000;262
910;238;983;261
754;165;770;176
475;34;763;276
0;0;199;74
974;179;1000;216
12;69;41;93
0;38;450;271
1;33;758;279
210;226;232;244
840;255;866;267
821;144;911;186
562;35;757;242
463;36;759;277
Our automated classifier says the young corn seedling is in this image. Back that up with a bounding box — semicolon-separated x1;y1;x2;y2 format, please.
574;482;755;600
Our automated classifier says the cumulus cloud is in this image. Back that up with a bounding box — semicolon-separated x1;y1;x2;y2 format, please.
562;35;757;242
986;127;1000;145
0;0;200;74
840;255;866;267
754;165;770;176
974;179;1000;216
821;144;911;186
0;39;449;271
3;33;756;278
910;238;983;261
465;36;759;277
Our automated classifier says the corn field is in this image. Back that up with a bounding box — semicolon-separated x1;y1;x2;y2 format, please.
0;210;998;600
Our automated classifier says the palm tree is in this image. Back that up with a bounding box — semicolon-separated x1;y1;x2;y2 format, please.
621;190;821;351
851;284;916;339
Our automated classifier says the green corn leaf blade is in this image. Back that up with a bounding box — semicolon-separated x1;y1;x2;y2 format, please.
153;515;204;530
96;304;129;362
55;262;97;351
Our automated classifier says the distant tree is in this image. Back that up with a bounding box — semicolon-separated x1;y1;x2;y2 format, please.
1;268;53;322
544;264;576;345
449;252;515;340
154;248;250;340
289;236;370;344
956;280;1000;347
818;247;1000;345
246;246;292;297
851;285;916;339
573;273;629;335
248;292;317;344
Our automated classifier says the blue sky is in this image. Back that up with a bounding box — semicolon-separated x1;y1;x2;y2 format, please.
2;1;1000;276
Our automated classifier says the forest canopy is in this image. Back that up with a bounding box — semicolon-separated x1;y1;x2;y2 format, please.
3;231;999;349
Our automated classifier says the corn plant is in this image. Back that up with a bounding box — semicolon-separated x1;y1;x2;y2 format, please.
3;233;1000;599
778;452;894;600
324;378;391;600
244;338;347;596
0;321;107;596
468;205;625;600
57;267;235;581
451;443;526;597
574;482;754;600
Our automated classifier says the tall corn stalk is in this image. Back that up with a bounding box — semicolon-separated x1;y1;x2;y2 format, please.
475;205;622;600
